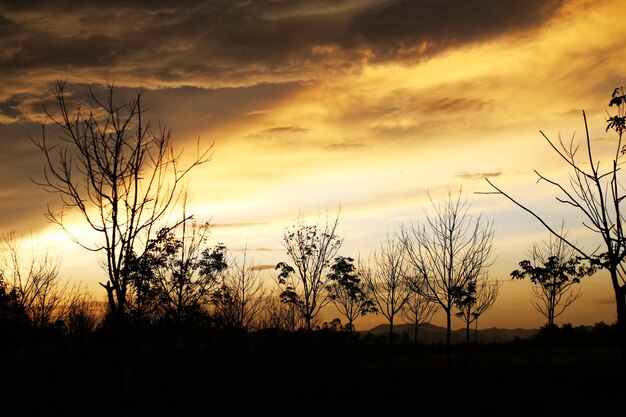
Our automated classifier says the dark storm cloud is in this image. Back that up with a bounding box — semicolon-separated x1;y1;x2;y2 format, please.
349;0;563;60
0;123;55;233
0;96;22;120
0;0;565;98
0;82;302;232
6;81;302;136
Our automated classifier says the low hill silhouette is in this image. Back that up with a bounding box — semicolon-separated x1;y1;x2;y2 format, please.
363;323;538;344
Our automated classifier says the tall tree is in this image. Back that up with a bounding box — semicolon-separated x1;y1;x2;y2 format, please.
275;213;342;332
32;81;211;325
326;256;377;334
363;235;412;343
401;187;495;361
511;232;593;328
486;87;626;355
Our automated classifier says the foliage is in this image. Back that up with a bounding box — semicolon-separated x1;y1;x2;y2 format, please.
125;223;227;325
275;213;342;332
487;86;626;347
32;81;211;322
511;233;595;327
326;256;377;332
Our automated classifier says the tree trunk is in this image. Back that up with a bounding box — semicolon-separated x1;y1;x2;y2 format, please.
445;308;451;365
608;267;626;367
114;303;126;417
474;318;479;345
614;280;626;367
389;316;394;345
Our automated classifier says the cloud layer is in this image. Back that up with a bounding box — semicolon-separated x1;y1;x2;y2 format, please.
1;0;564;108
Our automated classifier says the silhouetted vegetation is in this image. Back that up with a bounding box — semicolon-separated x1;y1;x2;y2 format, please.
2;82;625;415
511;228;595;327
0;311;621;416
401;187;496;360
488;86;626;359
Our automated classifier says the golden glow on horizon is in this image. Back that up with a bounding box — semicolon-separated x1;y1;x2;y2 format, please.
5;0;625;330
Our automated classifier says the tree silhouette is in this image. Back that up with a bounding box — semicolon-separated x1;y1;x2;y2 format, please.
258;291;303;331
32;81;211;327
511;231;593;327
363;235;411;343
0;274;29;349
401;187;495;361
487;87;626;357
453;273;499;345
125;219;227;325
0;232;72;329
212;249;268;331
275;213;342;332
327;256;377;334
31;81;211;416
401;275;440;344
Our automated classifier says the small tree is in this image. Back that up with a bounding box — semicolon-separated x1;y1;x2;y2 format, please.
0;232;70;329
363;235;411;343
0;274;30;347
511;232;593;328
326;256;377;334
258;290;303;332
453;274;499;345
126;221;227;324
275;213;342;332
212;250;268;331
401;275;440;344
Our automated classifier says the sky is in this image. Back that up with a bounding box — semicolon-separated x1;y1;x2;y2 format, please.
1;0;626;330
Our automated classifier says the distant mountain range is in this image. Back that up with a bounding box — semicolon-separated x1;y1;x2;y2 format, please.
363;323;539;344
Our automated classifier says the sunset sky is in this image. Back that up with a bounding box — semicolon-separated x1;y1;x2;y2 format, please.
1;0;626;330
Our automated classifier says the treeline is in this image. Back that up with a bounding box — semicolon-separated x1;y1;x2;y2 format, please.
2;81;615;355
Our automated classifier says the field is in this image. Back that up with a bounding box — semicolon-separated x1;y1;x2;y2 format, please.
2;328;622;416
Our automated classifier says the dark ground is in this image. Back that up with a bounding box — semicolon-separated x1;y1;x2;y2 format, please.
1;328;623;417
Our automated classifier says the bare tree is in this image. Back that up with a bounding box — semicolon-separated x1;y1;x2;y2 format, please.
258;288;304;332
326;256;377;334
401;275;440;344
363;235;412;343
511;231;593;328
212;249;268;331
401;187;495;359
66;289;103;336
275;213;342;332
0;232;70;328
453;273;499;345
32;81;211;325
486;87;626;354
